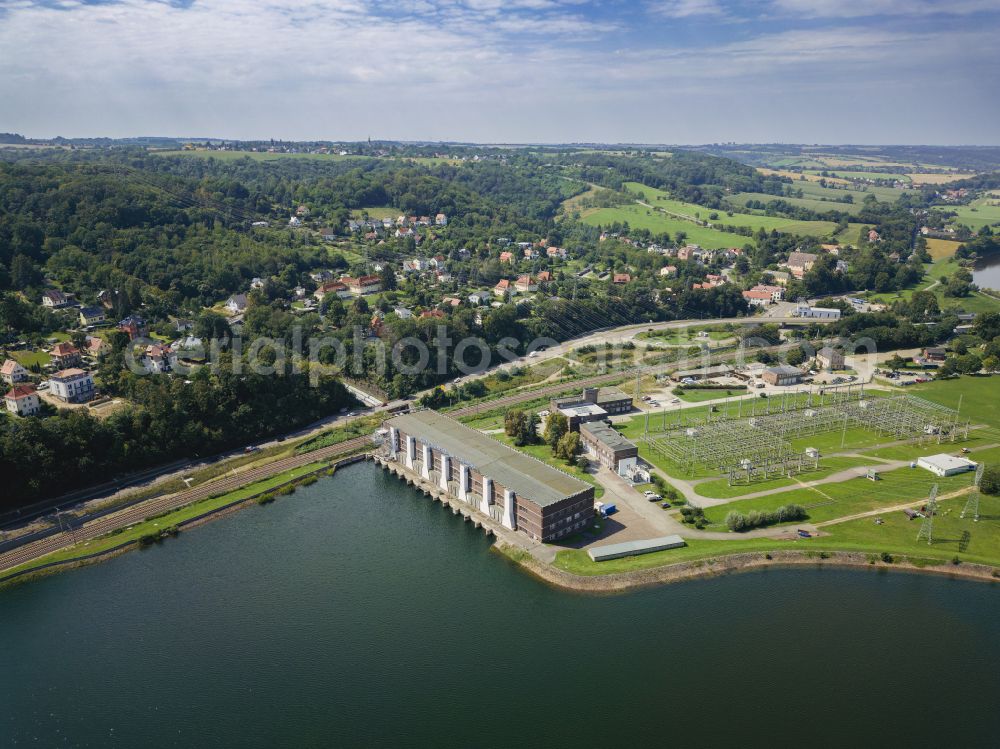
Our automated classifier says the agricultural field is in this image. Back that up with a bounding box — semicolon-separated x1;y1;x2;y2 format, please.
794;179;904;204
924;238;963;260
804;169;911;183
622;182;844;238
579;204;751;249
732;191;867;216
948;197;1000;232
757;167;851;186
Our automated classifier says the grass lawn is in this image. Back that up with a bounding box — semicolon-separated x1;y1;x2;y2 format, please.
11;349;51;368
804;169;911;183
2;461;330;580
672;388;746;403
700;463;977;527
552;492;1000;575
350;206;399;220
637;325;733;344
693;456;874;499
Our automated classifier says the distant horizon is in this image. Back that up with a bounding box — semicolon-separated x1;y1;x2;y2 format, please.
2;1;998;145
6;134;1000;149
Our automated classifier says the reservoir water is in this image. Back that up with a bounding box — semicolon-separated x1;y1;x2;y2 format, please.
973;253;1000;290
2;463;998;748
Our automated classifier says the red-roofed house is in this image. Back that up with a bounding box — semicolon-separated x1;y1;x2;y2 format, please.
314;281;350;300
342;275;382;295
494;278;513;297
499;251;514;264
537;270;552;283
613;273;631;284
515;275;538;293
50;342;82;369
5;384;41;416
546;246;567;259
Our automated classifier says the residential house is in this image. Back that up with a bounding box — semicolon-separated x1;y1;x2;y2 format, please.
4;384;41;416
395;226;415;238
225;294;248;314
435;213;447;226
79;306;107;327
816;346;845;370
762;270;790;286
143;344;177;374
613;273;631;285
1;359;29;385
524;247;539;260
499;251;514;264
295;205;310;217
41;290;69;308
468;290;492;306
50;342;82;369
314;281;350;301
441;296;462;308
820;244;841;255
742;284;784;307
49;368;96;403
546;246;567;260
868;229;881;242
288;216;302;227
342;275;382;295
494;279;513;297
118;315;149;340
515;274;538;293
310;270;334;284
85;336;110;357
393;306;413;319
319;227;336;240
97;289;116;309
784;251;818;279
659;265;678;278
250;277;266;290
537;270;552;283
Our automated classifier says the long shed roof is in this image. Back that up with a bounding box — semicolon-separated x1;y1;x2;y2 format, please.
387;410;591;507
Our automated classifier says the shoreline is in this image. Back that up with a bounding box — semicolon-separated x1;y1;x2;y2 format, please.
4;456;999;594
500;544;1000;594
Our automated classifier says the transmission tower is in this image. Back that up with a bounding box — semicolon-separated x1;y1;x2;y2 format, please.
961;464;985;522
916;483;939;544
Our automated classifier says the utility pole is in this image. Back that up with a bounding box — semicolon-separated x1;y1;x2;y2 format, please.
917;484;939;544
961;464;985;522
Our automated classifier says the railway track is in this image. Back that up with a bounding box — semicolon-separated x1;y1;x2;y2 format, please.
1;338;798;575
0;435;371;575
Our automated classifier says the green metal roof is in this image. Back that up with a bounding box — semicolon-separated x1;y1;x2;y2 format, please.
387;410;592;507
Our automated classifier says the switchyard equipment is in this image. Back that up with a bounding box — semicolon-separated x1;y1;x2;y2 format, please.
640;385;969;482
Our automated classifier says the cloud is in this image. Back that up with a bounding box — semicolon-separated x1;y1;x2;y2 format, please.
648;0;726;18
773;0;1000;18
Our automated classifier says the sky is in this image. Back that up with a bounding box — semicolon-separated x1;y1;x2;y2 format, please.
1;0;999;144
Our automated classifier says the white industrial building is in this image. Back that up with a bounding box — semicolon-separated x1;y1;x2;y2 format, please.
916;454;978;477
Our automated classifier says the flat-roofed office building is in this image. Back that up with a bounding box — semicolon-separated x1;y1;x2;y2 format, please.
384;410;595;542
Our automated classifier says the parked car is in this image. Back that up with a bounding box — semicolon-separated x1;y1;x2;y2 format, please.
646;494;662;502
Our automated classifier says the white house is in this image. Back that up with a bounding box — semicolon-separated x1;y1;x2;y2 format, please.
49;368;95;403
1;359;29;385
4;384;41;416
225;294;248;314
435;213;448;226
468;290;492;306
41;290;69;308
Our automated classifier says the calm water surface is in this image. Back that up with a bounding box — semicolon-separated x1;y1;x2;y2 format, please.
2;463;998;748
973;254;1000;289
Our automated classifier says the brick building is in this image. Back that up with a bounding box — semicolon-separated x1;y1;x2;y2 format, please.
384;410;594;542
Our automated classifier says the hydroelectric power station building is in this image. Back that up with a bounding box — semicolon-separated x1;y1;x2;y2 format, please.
382;410;595;542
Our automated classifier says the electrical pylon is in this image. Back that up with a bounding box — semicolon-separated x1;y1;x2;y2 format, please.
961;464;985;522
917;483;939;544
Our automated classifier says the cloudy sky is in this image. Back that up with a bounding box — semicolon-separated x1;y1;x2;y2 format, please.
1;0;998;143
